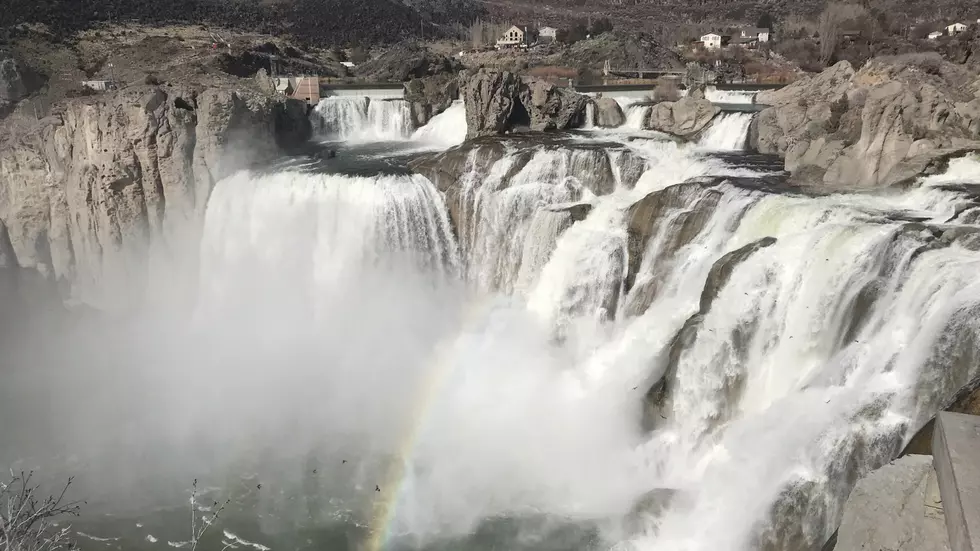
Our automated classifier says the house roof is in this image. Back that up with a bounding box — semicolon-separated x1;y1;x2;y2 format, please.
509;24;533;31
732;36;757;44
742;27;769;34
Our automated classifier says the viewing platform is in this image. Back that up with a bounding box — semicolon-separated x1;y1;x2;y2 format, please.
933;411;980;551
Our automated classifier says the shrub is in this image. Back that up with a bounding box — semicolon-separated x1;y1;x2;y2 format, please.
0;471;81;551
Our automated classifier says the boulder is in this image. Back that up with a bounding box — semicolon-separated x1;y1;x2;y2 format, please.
752;55;980;189
459;70;524;138
403;73;459;127
0;84;310;311
459;70;590;138
519;79;589;132
646;95;719;139
835;455;949;551
592;96;625;127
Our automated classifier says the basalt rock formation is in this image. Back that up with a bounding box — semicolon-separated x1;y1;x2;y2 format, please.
404;73;459;127
0;84;310;311
592;97;626;128
459;70;590;138
752;55;980;188
646;93;720;139
0;55;45;118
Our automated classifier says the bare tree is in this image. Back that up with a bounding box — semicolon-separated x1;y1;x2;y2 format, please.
819;4;844;66
0;471;81;551
470;20;485;49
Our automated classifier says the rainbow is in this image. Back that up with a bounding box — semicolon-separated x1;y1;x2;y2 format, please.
362;298;491;551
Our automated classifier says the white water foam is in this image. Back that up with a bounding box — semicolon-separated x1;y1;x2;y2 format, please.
312;97;414;142
705;87;759;104
698;113;755;151
411;101;468;147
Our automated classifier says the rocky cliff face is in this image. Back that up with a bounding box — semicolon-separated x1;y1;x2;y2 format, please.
404;73;459;127
459;70;589;138
752;55;980;188
0;85;310;311
0;56;45;118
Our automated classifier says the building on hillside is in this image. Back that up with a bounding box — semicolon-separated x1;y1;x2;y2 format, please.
80;80;117;91
946;22;969;34
539;26;558;43
700;33;729;50
740;27;771;43
274;77;293;95
730;35;756;48
274;76;320;105
928;31;945;40
496;25;537;49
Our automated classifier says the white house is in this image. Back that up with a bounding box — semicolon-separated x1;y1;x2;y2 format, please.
539;26;558;42
946;22;968;35
740;27;771;42
700;33;725;50
928;31;944;40
496;25;536;48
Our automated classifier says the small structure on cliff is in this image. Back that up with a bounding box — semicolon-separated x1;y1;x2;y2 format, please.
273;76;320;105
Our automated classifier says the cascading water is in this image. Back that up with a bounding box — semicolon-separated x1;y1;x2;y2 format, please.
698;112;755;151
625;105;651;130
705;87;759;104
312;97;414;142
11;67;980;551
411;101;468;147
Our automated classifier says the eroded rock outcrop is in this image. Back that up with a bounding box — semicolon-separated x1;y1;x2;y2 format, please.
591;96;625;127
404;73;458;127
752;56;980;188
646;94;719;139
0;55;44;117
459;70;590;138
520;80;589;132
0;85;310;310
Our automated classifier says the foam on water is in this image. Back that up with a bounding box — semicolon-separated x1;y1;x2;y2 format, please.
698;113;755;151
312;97;414;142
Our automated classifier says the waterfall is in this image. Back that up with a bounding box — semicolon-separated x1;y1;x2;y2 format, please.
583;102;596;128
625;105;651;130
311;97;414;142
13;94;980;551
705;87;759;104
411;101;468;147
698;113;754;151
197;170;460;321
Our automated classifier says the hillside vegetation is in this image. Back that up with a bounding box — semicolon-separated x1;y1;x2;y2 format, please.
0;0;484;46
